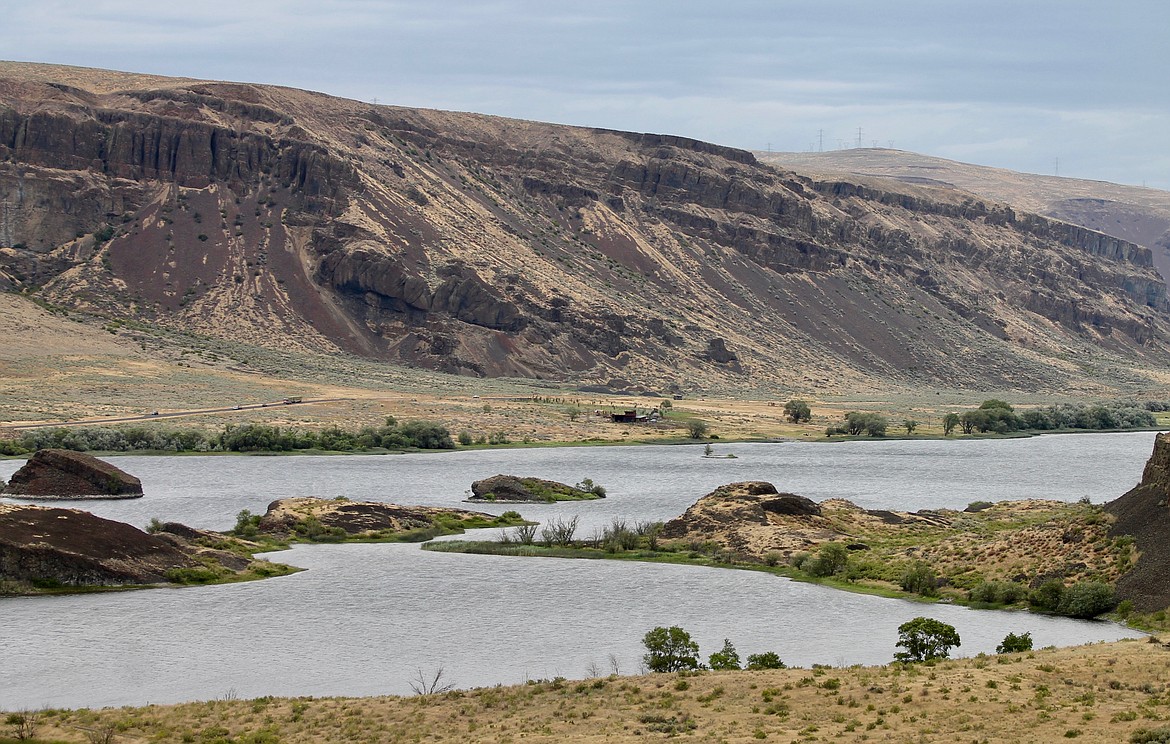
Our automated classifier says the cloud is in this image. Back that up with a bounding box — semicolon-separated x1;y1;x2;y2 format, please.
1;0;1167;188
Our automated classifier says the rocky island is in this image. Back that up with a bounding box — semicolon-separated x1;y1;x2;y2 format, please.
0;503;292;593
467;474;605;503
249;496;528;541
2;449;144;499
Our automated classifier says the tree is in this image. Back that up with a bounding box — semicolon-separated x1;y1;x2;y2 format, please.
784;399;812;424
942;412;960;436
745;651;786;670
894;617;961;663
996;631;1033;654
903;419;918;435
708;638;742;670
686;420;709;439
805;542;849;577
899;562;938;597
642;626;701;672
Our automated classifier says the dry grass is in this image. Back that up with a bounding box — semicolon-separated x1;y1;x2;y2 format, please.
10;638;1170;743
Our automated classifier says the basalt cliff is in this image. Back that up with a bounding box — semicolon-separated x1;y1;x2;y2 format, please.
3;62;1170;392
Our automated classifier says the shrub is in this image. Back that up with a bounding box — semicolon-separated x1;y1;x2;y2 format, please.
996;631;1034;654
457;431;474;446
1029;579;1066;612
686;420;709;439
805;542;849;577
232;509;261;538
1059;581;1117;619
708;638;742;670
540;516;579;547
970;580;1028;605
900;562;938;597
745;651;786;670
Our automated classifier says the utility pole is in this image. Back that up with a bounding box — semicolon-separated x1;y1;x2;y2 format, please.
856;126;863;148
818;129;824;152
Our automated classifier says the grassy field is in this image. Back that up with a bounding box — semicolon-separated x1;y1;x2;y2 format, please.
5;638;1170;743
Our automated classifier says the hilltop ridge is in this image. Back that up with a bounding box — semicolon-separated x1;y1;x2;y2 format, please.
2;62;1170;397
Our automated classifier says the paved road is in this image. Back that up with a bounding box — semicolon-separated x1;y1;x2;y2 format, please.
10;398;351;430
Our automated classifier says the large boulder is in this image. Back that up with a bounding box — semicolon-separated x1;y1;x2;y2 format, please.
2;449;143;499
0;503;200;586
1106;432;1170;611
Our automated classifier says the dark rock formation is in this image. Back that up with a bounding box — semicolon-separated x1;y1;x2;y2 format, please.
0;503;200;586
2;449;143;499
468;474;601;503
1106;432;1170;611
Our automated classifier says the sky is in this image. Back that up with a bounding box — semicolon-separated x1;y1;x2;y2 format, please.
3;0;1169;189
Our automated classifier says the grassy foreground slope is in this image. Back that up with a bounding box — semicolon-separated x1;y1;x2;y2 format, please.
7;638;1170;743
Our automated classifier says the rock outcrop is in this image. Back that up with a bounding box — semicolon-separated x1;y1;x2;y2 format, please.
256;497;517;538
0;502;200;587
661;481;949;560
467;475;602;503
2;449;143;499
1106;432;1170;611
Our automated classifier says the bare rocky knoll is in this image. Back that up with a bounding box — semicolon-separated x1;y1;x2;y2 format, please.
3;62;1170;393
2;448;143;498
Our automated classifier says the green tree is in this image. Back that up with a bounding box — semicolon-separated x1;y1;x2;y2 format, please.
784;399;812;424
686;420;709;439
806;542;849;577
942;412;960;436
708;638;742;670
642;626;700;672
894;617;961;663
899;562;938;597
903;419;918;435
996;631;1033;654
745;651;786;670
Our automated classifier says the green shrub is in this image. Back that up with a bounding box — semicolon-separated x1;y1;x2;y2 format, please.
1059;581;1117;619
899;562;938;597
970;580;1028;605
996;631;1033;654
708;639;742;670
745;651;786;670
1029;579;1066;612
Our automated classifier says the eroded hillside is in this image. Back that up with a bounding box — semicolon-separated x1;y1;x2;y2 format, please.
3;62;1170;394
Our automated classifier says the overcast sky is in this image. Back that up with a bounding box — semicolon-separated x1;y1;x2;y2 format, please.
4;1;1168;189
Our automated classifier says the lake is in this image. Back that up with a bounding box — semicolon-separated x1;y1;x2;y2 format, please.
0;432;1155;709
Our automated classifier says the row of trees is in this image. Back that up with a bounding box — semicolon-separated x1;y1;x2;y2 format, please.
644;620;1030;670
641;627;786;672
2;417;456;454
943;399;1155;435
813;398;1156;438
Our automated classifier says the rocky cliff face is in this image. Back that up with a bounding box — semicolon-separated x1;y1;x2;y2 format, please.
1107;433;1170;611
2;449;143;498
3;62;1170;392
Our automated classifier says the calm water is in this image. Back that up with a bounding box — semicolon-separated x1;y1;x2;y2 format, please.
0;433;1155;709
